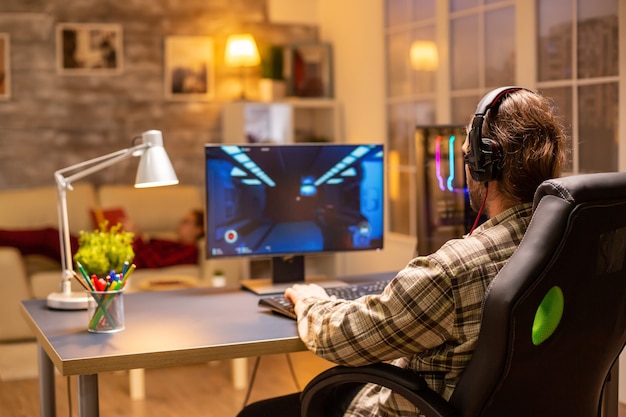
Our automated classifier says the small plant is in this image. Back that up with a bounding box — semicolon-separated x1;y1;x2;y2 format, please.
260;45;284;80
211;268;226;287
74;222;135;276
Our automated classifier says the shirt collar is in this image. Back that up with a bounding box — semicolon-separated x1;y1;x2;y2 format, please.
467;202;533;236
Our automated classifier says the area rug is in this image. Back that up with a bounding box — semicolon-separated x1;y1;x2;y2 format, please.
0;342;39;381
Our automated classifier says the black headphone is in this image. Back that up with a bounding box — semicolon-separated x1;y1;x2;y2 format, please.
466;86;531;182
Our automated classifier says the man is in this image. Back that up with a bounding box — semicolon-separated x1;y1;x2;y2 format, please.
238;87;567;417
0;209;205;269
121;209;204;268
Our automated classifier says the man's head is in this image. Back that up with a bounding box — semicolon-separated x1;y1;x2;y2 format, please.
463;87;567;213
177;209;205;244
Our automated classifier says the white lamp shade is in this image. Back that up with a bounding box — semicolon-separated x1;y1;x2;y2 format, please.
225;34;261;67
134;130;179;188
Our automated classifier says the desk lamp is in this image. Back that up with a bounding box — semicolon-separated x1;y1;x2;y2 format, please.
224;33;260;99
47;130;179;310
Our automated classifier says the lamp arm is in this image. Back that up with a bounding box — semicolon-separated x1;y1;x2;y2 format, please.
54;143;149;190
54;142;149;296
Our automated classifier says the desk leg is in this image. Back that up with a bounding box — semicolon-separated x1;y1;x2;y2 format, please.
37;345;56;417
129;368;145;400
77;374;99;417
231;358;248;390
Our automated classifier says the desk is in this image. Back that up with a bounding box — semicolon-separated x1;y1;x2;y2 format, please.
20;286;307;417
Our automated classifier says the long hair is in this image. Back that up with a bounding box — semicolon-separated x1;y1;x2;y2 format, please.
484;89;568;205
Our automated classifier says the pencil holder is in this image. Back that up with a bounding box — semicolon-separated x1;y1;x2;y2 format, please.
87;289;125;333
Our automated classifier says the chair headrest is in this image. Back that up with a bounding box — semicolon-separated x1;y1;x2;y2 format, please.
533;172;626;211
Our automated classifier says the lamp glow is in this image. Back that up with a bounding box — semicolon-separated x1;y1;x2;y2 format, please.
225;34;261;67
225;34;260;99
47;130;178;310
409;40;438;71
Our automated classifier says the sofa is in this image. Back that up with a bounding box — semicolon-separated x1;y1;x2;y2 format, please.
0;183;246;343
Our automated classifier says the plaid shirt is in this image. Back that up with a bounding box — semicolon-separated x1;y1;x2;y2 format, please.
294;203;533;417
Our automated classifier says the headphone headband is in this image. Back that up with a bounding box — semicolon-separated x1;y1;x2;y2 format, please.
475;86;524;117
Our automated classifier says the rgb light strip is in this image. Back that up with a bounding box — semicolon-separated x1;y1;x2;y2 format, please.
435;135;458;192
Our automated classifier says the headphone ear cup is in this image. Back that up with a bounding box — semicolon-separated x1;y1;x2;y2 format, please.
479;138;503;181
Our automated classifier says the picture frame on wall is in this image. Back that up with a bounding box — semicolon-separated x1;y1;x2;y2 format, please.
0;33;10;100
56;23;123;75
285;42;333;98
164;36;214;101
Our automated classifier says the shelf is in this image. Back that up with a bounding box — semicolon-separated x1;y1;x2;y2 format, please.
221;100;342;144
277;98;338;108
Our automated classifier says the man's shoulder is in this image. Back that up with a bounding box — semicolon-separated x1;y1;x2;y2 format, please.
428;205;531;272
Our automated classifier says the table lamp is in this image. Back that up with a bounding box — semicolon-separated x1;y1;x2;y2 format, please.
47;130;179;310
224;33;260;99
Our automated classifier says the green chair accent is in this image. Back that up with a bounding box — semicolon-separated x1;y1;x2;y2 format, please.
532;286;564;345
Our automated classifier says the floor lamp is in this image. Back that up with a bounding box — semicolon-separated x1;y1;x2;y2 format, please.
47;130;179;310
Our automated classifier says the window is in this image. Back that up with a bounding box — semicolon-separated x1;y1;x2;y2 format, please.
537;0;619;173
385;0;517;236
385;0;438;236
450;1;516;123
385;0;621;238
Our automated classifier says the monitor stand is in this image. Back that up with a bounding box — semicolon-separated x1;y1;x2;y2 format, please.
240;255;346;295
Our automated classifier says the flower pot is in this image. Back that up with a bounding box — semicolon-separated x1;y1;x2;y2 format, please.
212;275;226;287
259;79;286;102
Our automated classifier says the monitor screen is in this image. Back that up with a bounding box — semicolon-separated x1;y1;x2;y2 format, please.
204;143;384;285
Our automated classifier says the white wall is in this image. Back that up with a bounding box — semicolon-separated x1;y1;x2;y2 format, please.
267;0;318;25
316;0;386;144
316;0;417;275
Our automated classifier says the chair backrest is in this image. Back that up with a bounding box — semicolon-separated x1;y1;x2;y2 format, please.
449;172;626;417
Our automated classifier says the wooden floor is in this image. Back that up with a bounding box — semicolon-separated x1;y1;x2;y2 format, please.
0;352;334;417
1;352;625;417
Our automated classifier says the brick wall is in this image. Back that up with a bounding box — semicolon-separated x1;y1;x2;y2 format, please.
0;0;317;189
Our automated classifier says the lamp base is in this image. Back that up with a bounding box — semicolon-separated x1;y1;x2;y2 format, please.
47;291;89;310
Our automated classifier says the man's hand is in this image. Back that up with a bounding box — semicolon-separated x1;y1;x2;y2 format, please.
284;283;333;305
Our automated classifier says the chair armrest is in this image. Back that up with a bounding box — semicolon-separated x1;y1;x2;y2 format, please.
300;363;458;417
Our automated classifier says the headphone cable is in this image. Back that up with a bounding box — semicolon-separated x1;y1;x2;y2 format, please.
468;183;489;235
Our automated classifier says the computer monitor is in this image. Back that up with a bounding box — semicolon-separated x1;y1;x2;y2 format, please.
414;125;486;255
204;143;384;291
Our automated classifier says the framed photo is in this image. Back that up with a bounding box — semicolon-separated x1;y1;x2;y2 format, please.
0;33;10;100
56;23;123;75
164;36;214;101
285;43;333;98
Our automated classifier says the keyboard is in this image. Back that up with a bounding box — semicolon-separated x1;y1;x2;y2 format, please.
258;279;391;320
